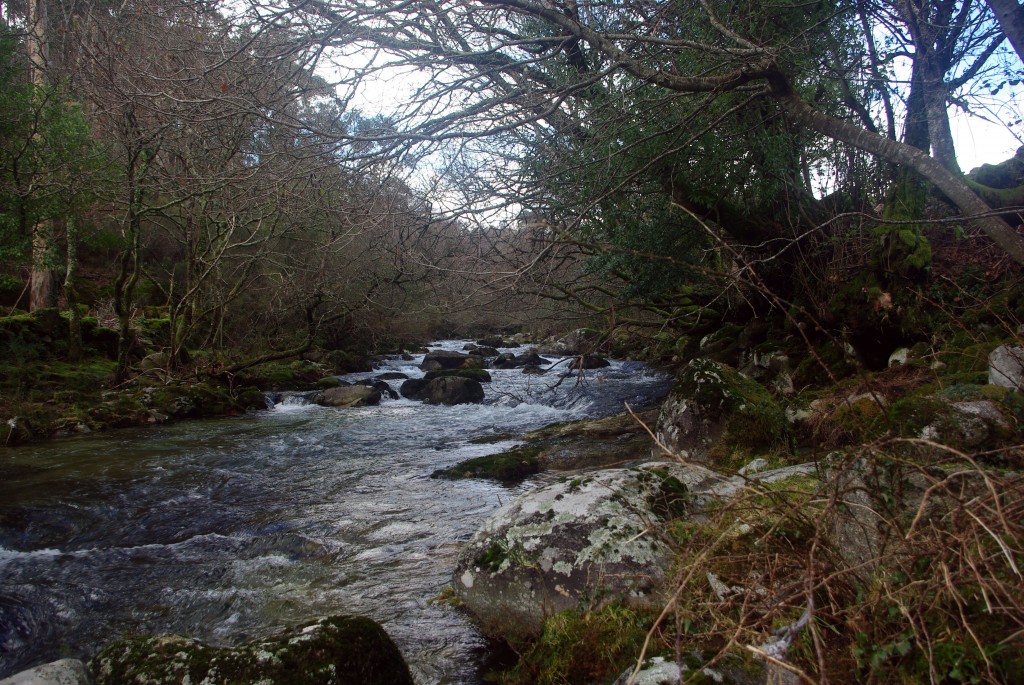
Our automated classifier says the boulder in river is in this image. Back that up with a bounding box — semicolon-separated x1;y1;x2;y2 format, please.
424;368;492;383
399;378;429;400
420;350;485;371
88;615;414;685
356;378;399;400
317;385;381;407
453;462;727;641
571;353;610;370
423;376;485;405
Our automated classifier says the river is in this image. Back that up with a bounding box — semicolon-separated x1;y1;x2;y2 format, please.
0;340;670;683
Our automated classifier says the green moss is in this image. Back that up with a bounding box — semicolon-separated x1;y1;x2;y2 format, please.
239;359;326;391
89;615;414;685
431;445;542;482
640;467;691;519
497;604;653;685
316;375;342;389
137;317;171;346
793;339;859;387
682;359;789;465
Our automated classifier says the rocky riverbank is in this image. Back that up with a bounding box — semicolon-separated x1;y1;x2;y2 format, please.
440;328;1024;684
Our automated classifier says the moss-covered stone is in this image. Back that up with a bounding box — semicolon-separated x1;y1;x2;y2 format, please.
89;615;414;685
656;359;789;469
431;445;542;482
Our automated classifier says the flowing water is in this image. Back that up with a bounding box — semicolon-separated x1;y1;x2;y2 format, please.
0;341;670;683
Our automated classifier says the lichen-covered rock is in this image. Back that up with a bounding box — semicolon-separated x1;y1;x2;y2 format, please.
989;344;1024;391
0;659;91;685
317;385;381;407
88;615;413;685
453;462;728;640
655;359;787;466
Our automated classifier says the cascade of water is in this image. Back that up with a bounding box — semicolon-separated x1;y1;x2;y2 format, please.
0;341;670;683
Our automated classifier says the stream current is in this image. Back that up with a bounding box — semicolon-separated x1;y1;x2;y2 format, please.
0;340;670;682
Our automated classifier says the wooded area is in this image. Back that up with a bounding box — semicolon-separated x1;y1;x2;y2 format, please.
2;0;1023;375
3;2;1024;683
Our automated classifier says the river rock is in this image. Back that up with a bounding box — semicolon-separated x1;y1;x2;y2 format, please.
989;344;1024;391
399;378;428;400
476;336;508;348
317;385;381;407
453;462;728;641
88;615;413;685
570;353;610;370
0;659;91;685
356;378;399;399
375;372;408;381
423;376;485;405
654;358;787;465
420;350;484;371
424;368;492;383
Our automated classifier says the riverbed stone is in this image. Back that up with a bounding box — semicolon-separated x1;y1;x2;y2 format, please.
317;385;381;407
88;615;413;685
421;350;482;371
453;462;728;641
423;376;485;405
570;353;610;370
0;659;91;685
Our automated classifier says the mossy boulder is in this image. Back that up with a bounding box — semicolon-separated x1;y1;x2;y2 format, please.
239;360;327;391
655;358;788;468
432;445;542;482
454;462;728;641
88;615;413;685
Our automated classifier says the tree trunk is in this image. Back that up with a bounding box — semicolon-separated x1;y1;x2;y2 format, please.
65;216;82;361
771;80;1024;266
922;59;961;174
27;0;58;312
987;0;1024;65
30;224;58;311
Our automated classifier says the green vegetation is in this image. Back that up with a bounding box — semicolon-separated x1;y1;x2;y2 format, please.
498;604;653;685
431;445;543;483
89;616;414;685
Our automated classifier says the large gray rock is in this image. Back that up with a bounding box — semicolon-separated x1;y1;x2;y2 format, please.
317;385;381;407
988;344;1024;391
453;462;728;640
0;660;91;685
89;616;413;685
423;376;485;405
825;453;995;575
